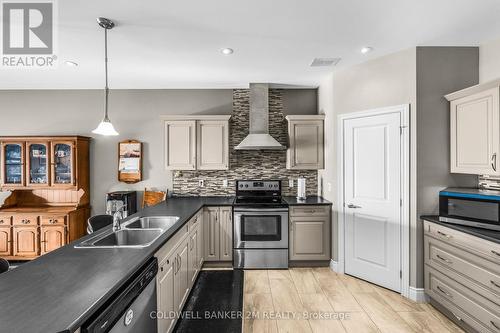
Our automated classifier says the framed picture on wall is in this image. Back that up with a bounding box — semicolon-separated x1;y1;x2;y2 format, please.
118;140;142;183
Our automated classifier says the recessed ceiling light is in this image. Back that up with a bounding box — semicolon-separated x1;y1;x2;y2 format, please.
221;48;234;55
65;61;78;67
361;47;373;54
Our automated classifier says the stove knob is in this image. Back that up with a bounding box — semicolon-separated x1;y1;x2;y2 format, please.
239;184;243;188
274;184;278;188
245;184;248;188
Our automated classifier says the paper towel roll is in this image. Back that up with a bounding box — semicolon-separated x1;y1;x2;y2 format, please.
297;178;306;200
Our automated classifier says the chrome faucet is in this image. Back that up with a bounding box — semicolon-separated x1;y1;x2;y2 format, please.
112;206;126;232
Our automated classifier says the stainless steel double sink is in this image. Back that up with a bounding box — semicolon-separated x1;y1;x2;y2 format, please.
75;216;179;248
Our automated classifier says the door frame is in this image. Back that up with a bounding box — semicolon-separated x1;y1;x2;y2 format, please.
336;104;410;298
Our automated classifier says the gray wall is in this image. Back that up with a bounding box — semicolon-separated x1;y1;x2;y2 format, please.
320;47;417;275
319;46;479;289
415;46;478;286
0;89;317;213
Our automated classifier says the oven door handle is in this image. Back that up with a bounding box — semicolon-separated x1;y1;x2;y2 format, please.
234;208;289;213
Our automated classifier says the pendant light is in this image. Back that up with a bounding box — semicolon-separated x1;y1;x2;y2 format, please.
92;17;119;136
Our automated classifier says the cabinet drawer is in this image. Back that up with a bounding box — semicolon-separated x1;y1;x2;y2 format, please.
424;220;500;264
290;205;329;217
425;265;500;332
0;216;12;226
425;235;500;300
12;215;38;226
40;216;66;225
188;210;202;231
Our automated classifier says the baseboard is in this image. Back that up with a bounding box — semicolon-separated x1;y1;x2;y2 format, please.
329;259;340;273
408;287;429;303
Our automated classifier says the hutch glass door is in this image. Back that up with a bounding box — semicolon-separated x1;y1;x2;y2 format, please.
27;143;49;185
52;142;74;186
3;143;24;186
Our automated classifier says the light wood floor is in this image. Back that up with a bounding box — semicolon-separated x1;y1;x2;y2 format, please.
243;268;465;333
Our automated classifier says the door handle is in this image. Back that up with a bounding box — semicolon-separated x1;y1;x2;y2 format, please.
347;204;362;209
493;153;497;172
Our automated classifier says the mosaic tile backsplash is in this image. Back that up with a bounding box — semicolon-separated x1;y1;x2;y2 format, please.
172;89;318;196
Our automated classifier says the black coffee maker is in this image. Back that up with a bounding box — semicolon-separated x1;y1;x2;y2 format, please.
105;191;137;218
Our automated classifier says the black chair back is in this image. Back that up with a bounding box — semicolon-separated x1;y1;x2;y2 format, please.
87;214;113;234
0;258;9;274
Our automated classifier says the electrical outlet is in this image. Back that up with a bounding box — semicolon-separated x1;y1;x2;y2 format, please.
289;179;294;187
327;182;332;192
223;179;228;187
198;179;204;187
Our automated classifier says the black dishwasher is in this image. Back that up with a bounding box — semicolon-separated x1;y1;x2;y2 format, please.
82;258;158;333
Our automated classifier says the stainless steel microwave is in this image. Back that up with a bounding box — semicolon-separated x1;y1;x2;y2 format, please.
439;188;500;231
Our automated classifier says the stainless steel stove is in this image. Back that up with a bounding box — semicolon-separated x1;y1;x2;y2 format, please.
233;180;289;269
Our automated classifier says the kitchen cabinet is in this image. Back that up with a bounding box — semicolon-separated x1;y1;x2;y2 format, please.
203;206;232;262
157;251;175;333
164;120;196;170
289;205;330;261
446;82;500;175
0;227;11;256
13;225;38;257
188;210;203;285
40;225;66;255
196;120;229;170
219;207;232;261
173;238;189;312
423;219;500;332
162;115;231;171
155;210;205;333
286;115;325;170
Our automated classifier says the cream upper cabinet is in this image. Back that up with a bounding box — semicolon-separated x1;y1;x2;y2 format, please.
446;82;500;175
164;120;196;170
286;115;325;170
196;120;229;170
162;116;230;171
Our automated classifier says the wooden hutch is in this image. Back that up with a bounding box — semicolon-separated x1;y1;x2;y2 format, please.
0;136;91;260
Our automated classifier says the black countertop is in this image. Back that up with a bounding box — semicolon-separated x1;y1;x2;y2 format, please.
421;215;500;244
283;196;332;205
0;196;234;333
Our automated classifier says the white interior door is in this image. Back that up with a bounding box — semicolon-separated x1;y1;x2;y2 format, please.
343;112;401;292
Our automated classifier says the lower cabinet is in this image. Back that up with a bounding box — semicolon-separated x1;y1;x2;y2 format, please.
13;226;39;257
203;206;232;262
423;220;500;333
289;205;331;261
40;225;66;255
0;208;88;260
173;238;190;312
0;226;12;256
156;209;205;333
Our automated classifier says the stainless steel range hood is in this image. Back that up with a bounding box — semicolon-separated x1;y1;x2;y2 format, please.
234;83;286;150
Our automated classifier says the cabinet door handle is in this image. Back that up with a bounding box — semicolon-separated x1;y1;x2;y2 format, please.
347;204;362;209
491;321;500;331
491;280;500;289
492;153;497;172
437;230;451;239
436;254;452;264
451;312;462;322
437;285;452;298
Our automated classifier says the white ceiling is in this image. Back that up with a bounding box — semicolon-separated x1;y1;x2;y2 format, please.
3;0;500;89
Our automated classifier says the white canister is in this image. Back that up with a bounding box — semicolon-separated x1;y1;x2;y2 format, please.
297;178;306;200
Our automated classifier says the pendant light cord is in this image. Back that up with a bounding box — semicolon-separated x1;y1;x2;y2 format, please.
104;27;109;121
